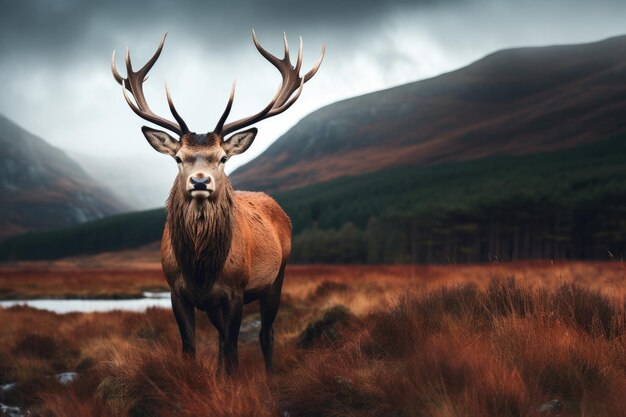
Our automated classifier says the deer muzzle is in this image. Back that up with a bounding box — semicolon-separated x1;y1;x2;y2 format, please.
188;174;215;198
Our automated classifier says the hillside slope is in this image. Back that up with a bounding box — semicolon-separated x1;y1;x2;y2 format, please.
4;133;626;262
0;114;128;239
231;35;626;192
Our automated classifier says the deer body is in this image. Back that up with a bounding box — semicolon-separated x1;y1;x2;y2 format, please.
163;186;291;372
112;32;323;373
161;190;292;308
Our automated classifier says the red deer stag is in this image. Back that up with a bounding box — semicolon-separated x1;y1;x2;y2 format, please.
112;32;324;373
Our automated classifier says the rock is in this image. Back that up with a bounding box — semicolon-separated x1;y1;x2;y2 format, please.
238;314;262;343
0;402;23;417
536;399;562;415
0;383;15;392
55;372;78;385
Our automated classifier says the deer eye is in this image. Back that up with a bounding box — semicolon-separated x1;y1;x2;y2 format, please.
175;156;182;164
220;156;228;164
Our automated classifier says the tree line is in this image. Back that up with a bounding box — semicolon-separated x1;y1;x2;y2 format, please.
290;201;626;263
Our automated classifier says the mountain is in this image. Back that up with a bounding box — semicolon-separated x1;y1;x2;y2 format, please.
70;152;175;210
0;114;129;240
230;35;626;192
4;35;626;263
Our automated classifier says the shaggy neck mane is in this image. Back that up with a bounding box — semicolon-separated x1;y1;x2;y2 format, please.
166;181;234;291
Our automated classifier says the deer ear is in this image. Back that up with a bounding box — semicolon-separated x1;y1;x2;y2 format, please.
141;126;180;156
223;128;257;157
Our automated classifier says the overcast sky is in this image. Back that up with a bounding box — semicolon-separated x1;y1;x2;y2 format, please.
1;0;625;203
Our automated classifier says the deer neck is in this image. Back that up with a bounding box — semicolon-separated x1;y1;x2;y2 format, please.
166;180;235;289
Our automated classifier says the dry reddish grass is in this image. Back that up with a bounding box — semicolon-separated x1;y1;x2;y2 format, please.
0;244;165;299
0;269;168;300
283;261;626;313
1;262;626;416
3;245;625;301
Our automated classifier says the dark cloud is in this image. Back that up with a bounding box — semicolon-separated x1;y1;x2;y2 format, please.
248;0;460;22
0;0;460;63
2;0;622;73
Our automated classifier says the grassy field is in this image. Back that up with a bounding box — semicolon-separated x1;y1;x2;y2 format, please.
1;261;626;416
0;244;167;300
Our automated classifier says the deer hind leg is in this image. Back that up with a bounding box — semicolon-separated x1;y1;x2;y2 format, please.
259;263;286;373
171;292;196;357
222;294;244;375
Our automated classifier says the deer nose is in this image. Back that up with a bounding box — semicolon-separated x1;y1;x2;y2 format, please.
187;174;215;195
190;176;210;185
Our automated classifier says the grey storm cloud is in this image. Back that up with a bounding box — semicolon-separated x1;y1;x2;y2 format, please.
2;0;623;83
0;0;460;59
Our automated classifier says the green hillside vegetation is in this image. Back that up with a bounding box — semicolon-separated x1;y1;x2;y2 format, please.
0;209;165;260
2;134;626;263
275;134;626;263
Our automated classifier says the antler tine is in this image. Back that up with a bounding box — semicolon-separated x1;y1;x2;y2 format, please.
111;50;124;85
271;77;304;116
121;80;166;127
304;44;326;82
139;33;167;76
252;29;282;69
124;47;138;96
294;36;303;75
121;80;137;110
214;80;237;134
165;82;190;134
217;82;283;135
217;31;324;136
112;34;188;136
112;49;138;92
282;32;290;61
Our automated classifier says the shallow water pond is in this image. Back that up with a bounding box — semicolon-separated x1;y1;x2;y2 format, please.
0;292;171;313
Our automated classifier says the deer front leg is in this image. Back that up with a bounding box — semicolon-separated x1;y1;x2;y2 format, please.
171;292;196;357
222;294;243;375
207;308;225;368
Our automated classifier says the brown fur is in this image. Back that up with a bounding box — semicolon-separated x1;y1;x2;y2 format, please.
165;180;234;295
162;177;291;306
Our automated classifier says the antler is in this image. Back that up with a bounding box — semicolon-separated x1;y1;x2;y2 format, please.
112;33;189;136
214;30;325;136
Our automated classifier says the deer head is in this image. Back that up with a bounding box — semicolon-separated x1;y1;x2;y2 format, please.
112;32;324;200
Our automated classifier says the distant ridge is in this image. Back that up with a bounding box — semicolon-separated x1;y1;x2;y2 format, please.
0;114;128;239
231;35;626;192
